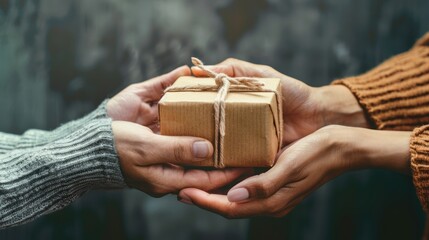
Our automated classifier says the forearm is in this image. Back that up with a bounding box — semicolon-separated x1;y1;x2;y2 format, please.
331;126;411;175
0;118;126;229
0;100;110;154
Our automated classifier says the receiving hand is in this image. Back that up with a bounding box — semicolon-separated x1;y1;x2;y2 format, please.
107;65;191;132
192;59;369;144
113;121;250;197
107;66;250;196
178;125;411;217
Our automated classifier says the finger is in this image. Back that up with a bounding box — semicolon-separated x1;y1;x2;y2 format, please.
139;166;252;194
192;58;283;79
133;102;157;126
219;58;269;77
178;173;320;218
191;65;235;77
147;122;160;133
178;187;287;218
145;134;214;165
225;149;300;202
183;168;254;191
133;101;160;127
178;188;245;218
271;193;304;217
137;65;191;101
140;103;160;132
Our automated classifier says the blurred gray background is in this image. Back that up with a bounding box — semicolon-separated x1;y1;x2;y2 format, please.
1;0;429;239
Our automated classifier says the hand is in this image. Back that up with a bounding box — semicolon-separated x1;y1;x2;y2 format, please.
112;121;251;197
178;125;411;218
107;66;191;132
192;59;369;144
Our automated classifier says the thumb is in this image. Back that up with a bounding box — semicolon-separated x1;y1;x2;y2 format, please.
148;135;213;165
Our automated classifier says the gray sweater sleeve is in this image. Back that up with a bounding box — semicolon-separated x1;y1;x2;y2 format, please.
0;100;112;154
0;101;127;229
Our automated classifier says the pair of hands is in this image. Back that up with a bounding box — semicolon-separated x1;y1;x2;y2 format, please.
176;59;412;218
107;66;250;197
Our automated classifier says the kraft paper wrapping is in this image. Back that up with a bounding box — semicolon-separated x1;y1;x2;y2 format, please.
159;76;282;167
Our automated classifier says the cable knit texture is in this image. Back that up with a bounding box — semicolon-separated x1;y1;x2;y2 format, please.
334;32;429;237
0;100;126;229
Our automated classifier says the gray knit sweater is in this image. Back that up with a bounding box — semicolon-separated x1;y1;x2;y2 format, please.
0;100;126;229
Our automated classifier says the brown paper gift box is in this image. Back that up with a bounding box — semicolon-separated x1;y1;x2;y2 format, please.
158;76;282;168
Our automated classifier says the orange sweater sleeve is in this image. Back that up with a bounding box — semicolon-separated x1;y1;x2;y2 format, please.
333;32;429;130
333;32;429;211
410;125;429;211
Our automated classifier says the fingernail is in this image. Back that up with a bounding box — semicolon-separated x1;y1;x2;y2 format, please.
170;65;189;76
190;66;200;75
227;188;249;202
193;141;210;159
191;66;211;75
178;194;193;205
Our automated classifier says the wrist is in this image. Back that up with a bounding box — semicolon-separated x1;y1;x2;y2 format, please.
338;127;411;174
313;85;370;129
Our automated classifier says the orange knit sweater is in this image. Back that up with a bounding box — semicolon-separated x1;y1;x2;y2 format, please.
333;32;429;237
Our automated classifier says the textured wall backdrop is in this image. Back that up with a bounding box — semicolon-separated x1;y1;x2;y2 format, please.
1;0;429;239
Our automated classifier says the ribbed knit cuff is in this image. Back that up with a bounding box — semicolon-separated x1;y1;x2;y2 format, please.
16;99;111;149
332;34;429;130
0;117;126;228
410;125;429;212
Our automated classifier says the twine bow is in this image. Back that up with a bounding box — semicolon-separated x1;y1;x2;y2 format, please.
165;57;282;168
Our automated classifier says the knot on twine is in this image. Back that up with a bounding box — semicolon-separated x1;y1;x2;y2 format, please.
165;57;281;168
191;57;265;92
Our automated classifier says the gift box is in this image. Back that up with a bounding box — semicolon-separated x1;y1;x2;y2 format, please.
158;76;282;168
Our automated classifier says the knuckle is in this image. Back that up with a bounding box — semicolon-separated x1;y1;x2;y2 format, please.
265;201;281;214
262;65;274;72
127;83;140;91
135;141;149;160
173;142;188;163
263;198;284;216
148;188;167;198
257;65;274;76
252;182;272;198
142;183;169;198
224;57;238;64
222;204;239;219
